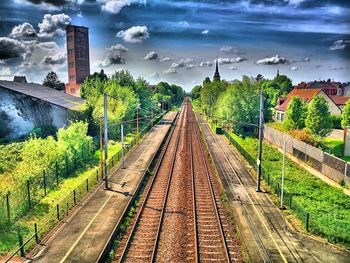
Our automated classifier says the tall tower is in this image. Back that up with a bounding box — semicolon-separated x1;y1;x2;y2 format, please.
65;24;90;96
213;59;221;81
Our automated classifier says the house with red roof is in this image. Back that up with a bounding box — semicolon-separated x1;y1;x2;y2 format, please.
275;88;350;122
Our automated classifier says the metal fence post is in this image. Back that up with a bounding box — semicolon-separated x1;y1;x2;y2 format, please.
27;180;31;208
34;223;39;244
86;179;89;192
267;173;270;185
17;228;25;257
96;170;99;181
43;171;47;196
6;191;10;223
56;204;60;220
55;162;59;185
306;212;310;232
73;190;76;205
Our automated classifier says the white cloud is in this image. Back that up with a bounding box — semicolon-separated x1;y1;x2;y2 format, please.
144;51;158;60
38;13;71;38
218;57;247;64
160;57;171;62
329;40;350;51
109;44;128;53
170;58;194;68
290;66;298;71
164;68;177;74
99;44;128;67
256;54;288;65
9;22;37;39
42;52;65;65
37;41;59;50
199;61;213;67
201;29;209;34
101;0;137;14
220;46;245;54
301;56;310;62
117;26;149;43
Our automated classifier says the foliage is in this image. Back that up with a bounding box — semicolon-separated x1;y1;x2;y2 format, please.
306;96;332;137
259;74;293;107
341;100;350;128
190;85;201;100
42;71;65;91
228;131;350;247
285;96;308;130
0;143;23;174
330;115;342;129
288;129;322;147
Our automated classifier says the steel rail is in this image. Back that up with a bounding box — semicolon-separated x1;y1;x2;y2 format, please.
118;105;184;262
190;104;232;263
150;101;186;262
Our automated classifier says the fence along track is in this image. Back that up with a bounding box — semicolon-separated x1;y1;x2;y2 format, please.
189;104;234;262
118;104;185;262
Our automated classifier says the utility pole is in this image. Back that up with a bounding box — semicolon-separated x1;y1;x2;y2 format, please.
103;93;109;190
256;91;264;192
121;124;125;169
280;141;286;209
99;117;104;179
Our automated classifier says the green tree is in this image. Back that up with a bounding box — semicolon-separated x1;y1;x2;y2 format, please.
341;100;350;128
190;85;202;100
285;96;308;130
43;71;65;91
305;96;332;137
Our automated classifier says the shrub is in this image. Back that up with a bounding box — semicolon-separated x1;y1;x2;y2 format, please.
330;115;342;129
289;129;322;147
305;96;332;137
285;96;308;130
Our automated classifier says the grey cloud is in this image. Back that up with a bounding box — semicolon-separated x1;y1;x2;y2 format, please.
199;61;213;67
0;37;26;60
164;68;177;74
9;22;37;39
37;41;60;50
220;46;245;54
144;51;158;60
171;58;194;68
218;57;247;64
290;66;298;71
117;26;149;43
256;54;288;65
109;44;128;53
99;44;127;67
17;0;67;7
42;52;65;65
160;57;171;62
38;13;71;38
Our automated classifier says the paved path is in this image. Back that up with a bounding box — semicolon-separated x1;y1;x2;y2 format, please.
31;112;177;263
196;113;350;263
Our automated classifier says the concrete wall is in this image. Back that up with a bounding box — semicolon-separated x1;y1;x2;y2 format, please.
0;88;73;139
264;125;349;187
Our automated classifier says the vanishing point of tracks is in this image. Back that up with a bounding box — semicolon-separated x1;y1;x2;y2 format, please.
115;99;242;262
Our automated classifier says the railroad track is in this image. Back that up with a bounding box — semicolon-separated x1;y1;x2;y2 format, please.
115;100;242;262
116;103;185;262
198;114;304;262
189;103;241;262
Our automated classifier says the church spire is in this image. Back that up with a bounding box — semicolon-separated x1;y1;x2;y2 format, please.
213;59;221;81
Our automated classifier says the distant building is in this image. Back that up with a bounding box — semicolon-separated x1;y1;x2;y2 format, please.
274;88;349;122
65;24;90;96
13;76;27;83
294;80;343;96
213;59;221;81
0;80;85;139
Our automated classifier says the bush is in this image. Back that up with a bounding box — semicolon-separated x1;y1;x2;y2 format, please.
330;115;342;129
289;129;322;147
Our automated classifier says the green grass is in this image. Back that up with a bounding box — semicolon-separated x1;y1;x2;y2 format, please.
228;131;350;247
266;121;289;133
322;138;350;162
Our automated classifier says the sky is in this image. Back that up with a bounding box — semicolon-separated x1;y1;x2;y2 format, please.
0;0;349;91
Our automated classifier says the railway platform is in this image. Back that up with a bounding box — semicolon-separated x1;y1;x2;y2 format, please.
30;112;177;263
197;112;350;263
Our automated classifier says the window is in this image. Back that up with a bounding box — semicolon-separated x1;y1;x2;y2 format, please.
277;112;280;121
281;113;285;121
67;36;73;42
69;75;75;81
70;88;75;94
69;62;74;68
68;49;74;55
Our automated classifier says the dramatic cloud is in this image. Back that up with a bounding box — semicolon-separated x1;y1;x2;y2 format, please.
0;37;26;60
101;0;139;14
218;57;247;64
164;68;177;74
99;44;128;67
290;66;298;71
117;26;149;43
329;40;350;50
256;55;288;65
199;61;213;67
37;41;60;50
38;13;71;38
42;52;65;65
144;51;158;60
9;22;37;39
201;29;209;34
160;57;171;62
